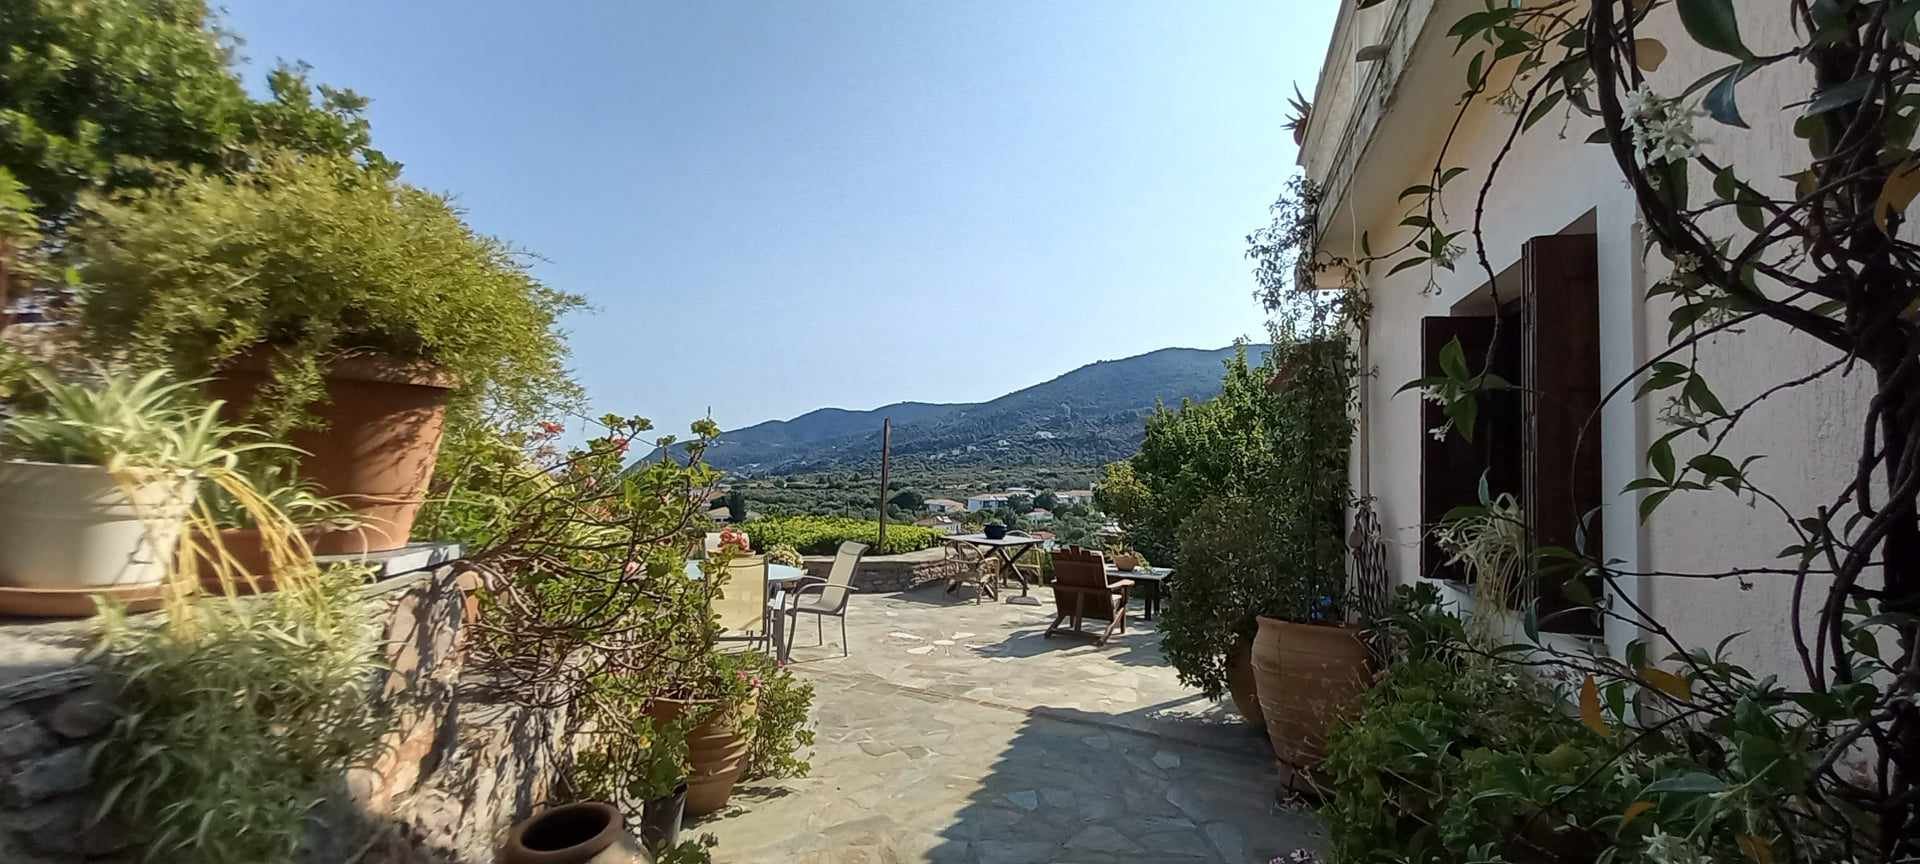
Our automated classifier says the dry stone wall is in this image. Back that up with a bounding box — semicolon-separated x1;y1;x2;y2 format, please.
0;564;567;863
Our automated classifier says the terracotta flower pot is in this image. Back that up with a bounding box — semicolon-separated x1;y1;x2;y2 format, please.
647;694;758;818
182;527;326;595
210;351;454;555
1225;636;1266;731
500;801;650;864
1112;552;1139;572
0;462;194;588
1251;616;1370;770
684;693;757;817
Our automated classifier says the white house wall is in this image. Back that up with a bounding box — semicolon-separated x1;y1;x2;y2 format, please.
1303;4;1876;679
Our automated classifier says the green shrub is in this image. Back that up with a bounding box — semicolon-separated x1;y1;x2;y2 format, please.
91;569;385;864
742;515;937;556
71;150;582;436
1321;585;1783;864
726;651;815;781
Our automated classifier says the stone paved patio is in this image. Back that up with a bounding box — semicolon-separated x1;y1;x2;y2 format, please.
697;582;1324;863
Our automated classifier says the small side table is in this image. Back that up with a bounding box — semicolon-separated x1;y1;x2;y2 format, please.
1108;565;1172;620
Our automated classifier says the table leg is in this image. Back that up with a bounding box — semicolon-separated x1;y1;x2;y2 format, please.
1142;581;1160;620
1002;545;1042;606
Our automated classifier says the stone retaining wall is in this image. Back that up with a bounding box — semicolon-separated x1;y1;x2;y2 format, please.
801;548;955;593
0;565;559;864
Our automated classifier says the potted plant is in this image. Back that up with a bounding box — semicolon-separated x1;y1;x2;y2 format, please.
499;801;649;864
575;706;693;855
186;462;359;595
676;649;770;817
1284;85;1313;146
0;369;245;592
70;150;581;554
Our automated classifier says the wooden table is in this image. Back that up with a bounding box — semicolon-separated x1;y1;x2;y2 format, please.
941;533;1048;605
1107;564;1172;619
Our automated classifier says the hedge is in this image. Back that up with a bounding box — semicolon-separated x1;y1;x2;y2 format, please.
741;516;938;556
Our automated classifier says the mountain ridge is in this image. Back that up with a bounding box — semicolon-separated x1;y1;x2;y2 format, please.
650;344;1269;476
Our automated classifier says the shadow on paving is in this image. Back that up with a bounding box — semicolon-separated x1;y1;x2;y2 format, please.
918;702;1318;864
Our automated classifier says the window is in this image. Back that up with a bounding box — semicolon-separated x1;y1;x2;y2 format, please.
1420;233;1601;635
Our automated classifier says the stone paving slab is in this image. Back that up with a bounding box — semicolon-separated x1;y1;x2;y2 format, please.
700;585;1324;863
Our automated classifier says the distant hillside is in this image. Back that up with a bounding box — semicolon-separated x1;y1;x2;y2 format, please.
648;345;1270;476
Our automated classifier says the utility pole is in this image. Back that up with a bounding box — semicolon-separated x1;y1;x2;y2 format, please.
877;418;891;550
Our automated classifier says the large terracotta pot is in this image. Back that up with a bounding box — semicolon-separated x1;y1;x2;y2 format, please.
0;462;194;588
1251;616;1370;770
684;693;757;817
210;351;454;555
649;694;758;818
183;527;324;595
1225;636;1266;730
500;801;650;864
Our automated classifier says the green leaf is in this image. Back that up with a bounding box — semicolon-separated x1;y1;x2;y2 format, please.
1438;336;1469;381
1806;77;1874;116
1684;375;1729;416
1439;166;1468;187
1676;0;1753;59
1644;771;1727;795
1705;63;1757;128
1400;184;1435;200
1639;489;1674;523
1450;392;1479;443
1524;90;1566;131
1651;438;1676;482
1386;255;1428;279
1467;52;1487;90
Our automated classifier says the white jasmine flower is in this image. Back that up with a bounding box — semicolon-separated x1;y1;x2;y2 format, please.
1623;84;1706;165
1428;424;1451;442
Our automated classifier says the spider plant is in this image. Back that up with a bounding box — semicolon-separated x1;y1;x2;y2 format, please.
1431;487;1531;647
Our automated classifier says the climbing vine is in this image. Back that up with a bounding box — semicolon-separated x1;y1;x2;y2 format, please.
1321;0;1920;860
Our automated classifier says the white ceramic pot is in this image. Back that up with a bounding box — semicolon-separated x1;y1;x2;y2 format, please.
0;461;196;588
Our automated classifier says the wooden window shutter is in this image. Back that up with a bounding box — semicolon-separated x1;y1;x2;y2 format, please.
1521;233;1603;636
1420;315;1494;583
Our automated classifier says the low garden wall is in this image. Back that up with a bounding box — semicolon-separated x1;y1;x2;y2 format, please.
0;565;562;864
801;546;954;593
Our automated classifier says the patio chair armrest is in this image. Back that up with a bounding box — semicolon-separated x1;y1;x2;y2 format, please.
1108;579;1135;590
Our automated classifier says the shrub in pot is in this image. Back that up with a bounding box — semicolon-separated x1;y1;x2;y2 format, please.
70;150;582;553
1149;340;1358;753
0;369;252;590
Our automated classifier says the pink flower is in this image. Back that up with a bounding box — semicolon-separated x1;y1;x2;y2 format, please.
612;438;630;455
537;420;564;435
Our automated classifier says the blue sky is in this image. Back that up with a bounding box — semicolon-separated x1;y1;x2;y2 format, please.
217;1;1336;436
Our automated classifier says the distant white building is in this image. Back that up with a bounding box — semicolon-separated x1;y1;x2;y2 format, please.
923;498;965;514
1057;489;1095;507
913;515;964;535
966;493;1010;511
1026;509;1054;523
